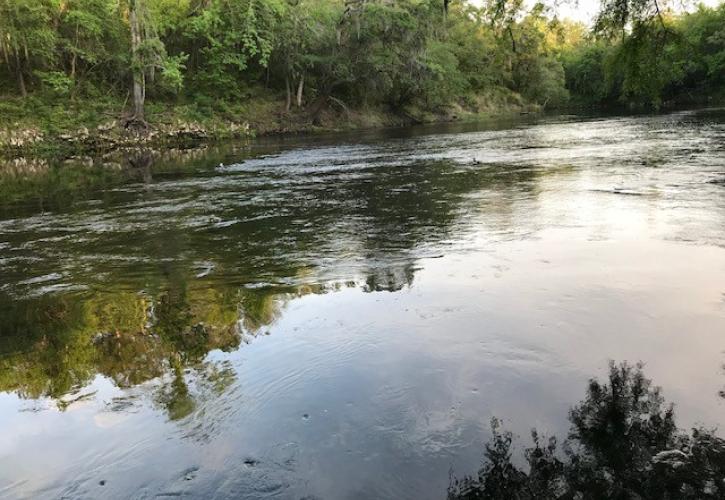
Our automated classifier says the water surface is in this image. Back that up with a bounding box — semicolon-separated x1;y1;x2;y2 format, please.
1;109;724;499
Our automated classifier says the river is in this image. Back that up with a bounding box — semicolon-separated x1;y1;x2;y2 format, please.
0;109;724;499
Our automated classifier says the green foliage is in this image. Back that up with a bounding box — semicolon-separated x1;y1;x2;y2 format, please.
0;0;58;63
181;0;284;94
511;10;570;106
158;53;188;94
563;3;725;108
562;42;613;104
0;0;574;119
422;39;467;108
0;0;58;94
608;23;684;107
0;0;723;122
678;4;725;90
59;0;127;81
34;70;74;95
446;6;505;92
332;0;431;107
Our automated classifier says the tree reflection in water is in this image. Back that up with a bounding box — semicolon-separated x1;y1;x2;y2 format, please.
448;362;725;500
0;277;339;420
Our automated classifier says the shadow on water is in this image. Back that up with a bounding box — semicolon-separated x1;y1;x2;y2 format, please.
448;362;725;500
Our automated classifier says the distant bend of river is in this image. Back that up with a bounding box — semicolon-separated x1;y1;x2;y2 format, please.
0;108;724;499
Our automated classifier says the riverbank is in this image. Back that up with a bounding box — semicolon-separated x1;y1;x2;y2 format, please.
0;88;538;160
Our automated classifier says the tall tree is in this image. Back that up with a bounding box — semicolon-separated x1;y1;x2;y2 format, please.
125;0;184;123
0;0;57;97
128;0;150;121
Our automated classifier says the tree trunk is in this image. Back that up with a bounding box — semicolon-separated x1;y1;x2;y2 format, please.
130;3;145;121
133;74;145;121
14;51;27;98
307;95;328;125
71;25;79;78
296;73;305;108
285;75;292;112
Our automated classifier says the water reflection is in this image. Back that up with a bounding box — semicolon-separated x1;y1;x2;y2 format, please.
0;128;556;411
0;109;724;499
449;362;725;500
0;279;343;418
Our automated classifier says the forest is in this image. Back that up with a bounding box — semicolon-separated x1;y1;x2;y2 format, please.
0;0;724;140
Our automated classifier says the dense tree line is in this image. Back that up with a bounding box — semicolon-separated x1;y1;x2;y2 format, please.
0;0;723;123
565;1;725;107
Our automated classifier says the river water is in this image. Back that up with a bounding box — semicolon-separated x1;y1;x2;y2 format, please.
0;109;724;499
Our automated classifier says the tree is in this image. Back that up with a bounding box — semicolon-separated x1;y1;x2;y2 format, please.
128;0;153;121
0;0;57;97
607;20;684;107
510;6;569;106
562;41;613;105
125;0;185;123
182;0;284;95
594;0;671;37
59;0;118;81
273;0;313;111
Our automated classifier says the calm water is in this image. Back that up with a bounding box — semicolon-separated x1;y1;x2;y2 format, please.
0;109;724;499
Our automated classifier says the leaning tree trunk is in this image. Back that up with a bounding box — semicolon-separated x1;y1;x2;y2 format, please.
129;3;145;122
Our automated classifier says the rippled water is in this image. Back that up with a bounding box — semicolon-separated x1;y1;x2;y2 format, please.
0;109;724;499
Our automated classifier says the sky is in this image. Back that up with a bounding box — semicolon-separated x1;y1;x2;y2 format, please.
554;0;602;23
471;0;723;24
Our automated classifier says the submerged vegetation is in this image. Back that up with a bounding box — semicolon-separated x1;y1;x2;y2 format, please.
0;0;724;153
449;362;725;500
